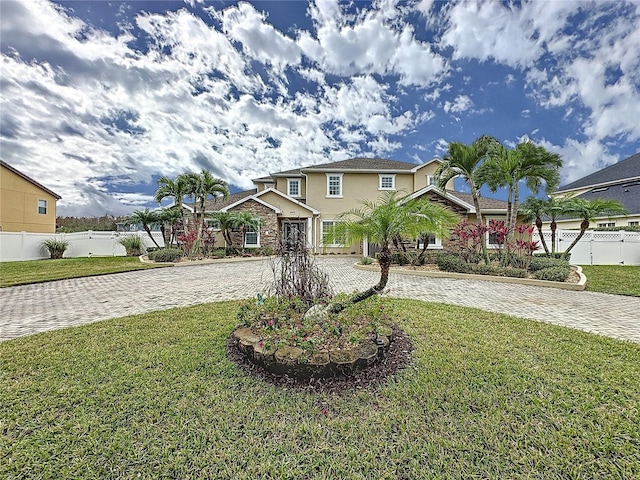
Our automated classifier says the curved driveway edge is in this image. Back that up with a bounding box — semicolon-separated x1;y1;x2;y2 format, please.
1;257;639;344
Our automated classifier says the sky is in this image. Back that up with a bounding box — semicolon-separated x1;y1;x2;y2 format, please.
1;0;639;217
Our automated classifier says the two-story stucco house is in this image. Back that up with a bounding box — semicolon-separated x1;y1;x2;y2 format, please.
199;158;509;254
0;160;61;233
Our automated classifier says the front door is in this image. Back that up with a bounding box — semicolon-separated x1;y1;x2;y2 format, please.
282;221;306;247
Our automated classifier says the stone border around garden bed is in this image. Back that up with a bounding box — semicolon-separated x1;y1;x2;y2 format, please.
354;263;587;291
232;325;394;379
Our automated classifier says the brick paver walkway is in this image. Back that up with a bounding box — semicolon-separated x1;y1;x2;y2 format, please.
1;257;639;343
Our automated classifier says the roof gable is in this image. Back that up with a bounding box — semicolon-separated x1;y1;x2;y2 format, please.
558;152;640;192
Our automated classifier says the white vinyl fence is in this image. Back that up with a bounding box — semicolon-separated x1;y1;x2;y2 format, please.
0;230;165;262
533;230;640;266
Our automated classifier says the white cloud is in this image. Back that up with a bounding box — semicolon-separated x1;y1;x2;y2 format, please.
443;95;472;114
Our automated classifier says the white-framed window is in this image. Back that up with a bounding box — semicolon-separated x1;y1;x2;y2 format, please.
597;222;616;228
205;218;221;230
326;173;343;197
628;221;639;227
245;229;260;247
321;220;345;247
379;174;395;190
426;175;435;187
417;233;442;249
287;178;301;197
38;199;47;215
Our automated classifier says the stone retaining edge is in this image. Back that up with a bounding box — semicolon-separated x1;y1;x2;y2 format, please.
354;263;587;291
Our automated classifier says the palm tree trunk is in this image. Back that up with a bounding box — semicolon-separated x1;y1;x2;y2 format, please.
564;219;589;255
144;225;161;248
471;187;490;265
535;217;549;254
327;247;391;314
550;220;557;254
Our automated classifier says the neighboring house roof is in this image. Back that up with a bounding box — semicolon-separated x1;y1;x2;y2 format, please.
1;159;62;199
575;181;640;215
557;152;640;192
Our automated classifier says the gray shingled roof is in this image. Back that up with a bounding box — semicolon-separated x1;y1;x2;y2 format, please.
575;181;640;215
446;191;508;211
558;152;640;191
200;189;257;211
302;158;417;171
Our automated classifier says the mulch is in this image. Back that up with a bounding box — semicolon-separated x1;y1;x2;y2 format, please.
226;325;415;395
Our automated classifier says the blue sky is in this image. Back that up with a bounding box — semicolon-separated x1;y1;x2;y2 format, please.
1;0;639;216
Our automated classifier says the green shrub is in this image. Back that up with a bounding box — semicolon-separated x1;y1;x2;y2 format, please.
151;248;183;263
500;267;528;278
119;235;143;256
471;264;499;276
534;252;571;261
359;256;374;265
42;239;69;259
436;254;470;273
390;252;410;266
534;266;570;282
529;256;570;272
509;256;532;270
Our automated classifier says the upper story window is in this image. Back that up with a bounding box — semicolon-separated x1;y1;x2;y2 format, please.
287;178;301;197
326;173;343;197
379;174;395;190
426;175;435;187
38;199;47;215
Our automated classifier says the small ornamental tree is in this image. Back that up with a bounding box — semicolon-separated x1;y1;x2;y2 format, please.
324;191;458;314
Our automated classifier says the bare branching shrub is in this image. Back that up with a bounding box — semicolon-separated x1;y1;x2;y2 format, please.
268;233;333;309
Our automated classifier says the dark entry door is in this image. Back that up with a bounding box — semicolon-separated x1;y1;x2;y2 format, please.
282;221;305;245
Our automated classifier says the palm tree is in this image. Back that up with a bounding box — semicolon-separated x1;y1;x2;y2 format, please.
207;211;237;251
193;170;229;232
325;191;458;313
158;206;182;247
230;211;262;253
562;198;627;255
481;140;562;237
546;196;576;254
127;208;161;248
435;135;497;263
518;197;550;254
154;174;190;235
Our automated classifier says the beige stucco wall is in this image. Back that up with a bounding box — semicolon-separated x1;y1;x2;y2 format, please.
258;191;313;219
1;165;58;233
412;162;455;191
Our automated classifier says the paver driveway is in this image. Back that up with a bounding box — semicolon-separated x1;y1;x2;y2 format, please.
1;256;639;343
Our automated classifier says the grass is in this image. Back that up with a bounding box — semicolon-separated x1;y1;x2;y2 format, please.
2;299;639;479
581;265;640;296
0;257;166;287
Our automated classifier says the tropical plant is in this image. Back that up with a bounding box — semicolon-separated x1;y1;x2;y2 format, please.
41;239;69;259
562;198;627;255
119;235;144;256
518;197;551;254
324;191;459;312
435;135;496;263
207;211;236;250
154;174;190;235
126;208;161;249
157;206;183;247
480;140;562;238
230;212;262;253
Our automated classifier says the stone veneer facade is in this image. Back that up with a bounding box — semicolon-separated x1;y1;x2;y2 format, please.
229;199;279;250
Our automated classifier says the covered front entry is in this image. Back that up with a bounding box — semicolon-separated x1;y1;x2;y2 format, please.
281;220;308;249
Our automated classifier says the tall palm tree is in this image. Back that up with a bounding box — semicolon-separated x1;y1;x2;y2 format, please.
127;208;161;248
562;198;627;255
546;196;576;254
481;140;562;236
435;135;497;263
518;197;550;254
185;170;230;242
325;190;458;313
154;174;190;235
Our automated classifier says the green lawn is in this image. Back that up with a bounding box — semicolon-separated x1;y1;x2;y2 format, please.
0;257;166;287
2;299;639;479
581;265;640;297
